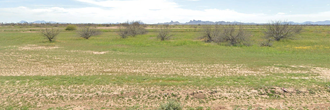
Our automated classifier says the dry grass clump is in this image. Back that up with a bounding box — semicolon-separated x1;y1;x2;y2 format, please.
159;100;182;110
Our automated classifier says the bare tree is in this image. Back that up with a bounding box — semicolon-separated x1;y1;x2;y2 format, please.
117;21;147;38
201;25;213;42
157;25;172;41
201;24;250;46
217;25;251;46
77;27;101;39
41;27;60;42
264;21;303;41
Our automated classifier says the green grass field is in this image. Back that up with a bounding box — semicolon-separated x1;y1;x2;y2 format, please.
0;25;329;109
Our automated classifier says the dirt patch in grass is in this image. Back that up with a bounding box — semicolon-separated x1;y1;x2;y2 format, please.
312;67;330;80
19;44;59;50
20;31;39;33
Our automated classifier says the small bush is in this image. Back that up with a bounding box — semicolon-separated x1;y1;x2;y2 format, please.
41;27;60;42
260;38;273;47
159;100;182;110
118;25;130;39
77;27;101;39
157;25;172;41
65;25;77;31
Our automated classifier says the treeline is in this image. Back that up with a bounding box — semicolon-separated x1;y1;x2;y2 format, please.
5;20;305;47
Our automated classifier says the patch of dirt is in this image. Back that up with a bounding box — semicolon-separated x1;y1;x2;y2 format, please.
212;105;229;110
91;51;107;55
193;93;206;99
19;44;59;50
312;67;330;80
20;31;38;33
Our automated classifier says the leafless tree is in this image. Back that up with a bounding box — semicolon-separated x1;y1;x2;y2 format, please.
77;27;101;39
201;24;250;46
217;25;251;46
201;25;213;42
117;21;147;38
41;27;60;42
264;21;303;41
157;25;172;41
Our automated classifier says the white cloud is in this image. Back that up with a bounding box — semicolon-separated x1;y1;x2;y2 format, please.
1;0;330;23
76;0;179;10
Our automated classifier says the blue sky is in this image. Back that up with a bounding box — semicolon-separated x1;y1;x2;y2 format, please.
1;0;330;23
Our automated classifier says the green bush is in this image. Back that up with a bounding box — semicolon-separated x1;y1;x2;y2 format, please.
65;25;77;31
159;100;182;110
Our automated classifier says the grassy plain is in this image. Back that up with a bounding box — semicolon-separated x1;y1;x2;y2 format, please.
0;25;329;109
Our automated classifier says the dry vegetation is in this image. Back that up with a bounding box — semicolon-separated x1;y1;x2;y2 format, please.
77;27;101;39
41;27;60;42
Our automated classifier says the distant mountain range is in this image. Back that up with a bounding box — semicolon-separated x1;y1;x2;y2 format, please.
18;20;60;24
159;20;330;25
16;20;330;25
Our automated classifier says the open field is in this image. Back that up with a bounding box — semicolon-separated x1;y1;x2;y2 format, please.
0;25;330;109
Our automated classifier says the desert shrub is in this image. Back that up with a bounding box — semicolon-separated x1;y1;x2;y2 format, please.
117;21;147;38
260;38;273;47
201;24;251;46
41;27;60;42
159;100;182;110
264;21;303;41
65;25;77;31
118;25;130;39
216;25;251;46
77;27;101;39
157;25;172;41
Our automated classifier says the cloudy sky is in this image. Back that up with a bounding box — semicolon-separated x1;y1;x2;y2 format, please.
1;0;330;23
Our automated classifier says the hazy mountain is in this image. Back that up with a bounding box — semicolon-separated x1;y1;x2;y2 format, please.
16;20;330;25
303;20;330;25
17;20;61;24
158;20;330;25
186;20;215;24
19;20;28;24
158;21;180;25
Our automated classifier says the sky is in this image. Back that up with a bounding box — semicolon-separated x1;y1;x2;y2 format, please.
1;0;330;24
